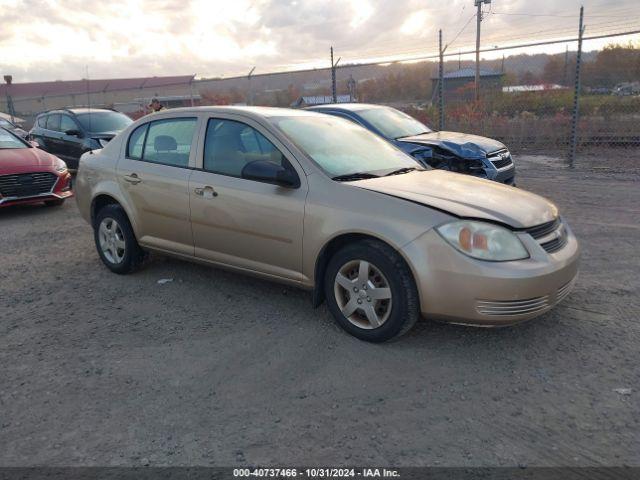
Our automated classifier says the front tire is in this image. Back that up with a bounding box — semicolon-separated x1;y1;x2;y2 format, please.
324;239;420;342
94;204;145;274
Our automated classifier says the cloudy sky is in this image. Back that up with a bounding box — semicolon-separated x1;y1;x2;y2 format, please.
0;0;638;82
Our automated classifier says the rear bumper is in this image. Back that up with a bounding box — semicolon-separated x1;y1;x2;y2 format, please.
402;226;580;326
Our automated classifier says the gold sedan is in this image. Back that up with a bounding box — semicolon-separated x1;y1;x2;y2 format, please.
75;107;579;342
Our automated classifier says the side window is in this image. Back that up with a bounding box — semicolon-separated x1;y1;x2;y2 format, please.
141;118;196;167
127;123;148;159
203;119;292;179
60;115;78;133
37;116;47;128
46;114;61;131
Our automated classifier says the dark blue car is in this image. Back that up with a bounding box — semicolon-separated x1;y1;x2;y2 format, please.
307;103;516;185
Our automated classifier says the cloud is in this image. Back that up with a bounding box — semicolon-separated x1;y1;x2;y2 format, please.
0;0;637;82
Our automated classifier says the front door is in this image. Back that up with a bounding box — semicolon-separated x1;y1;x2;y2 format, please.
189;116;307;281
58;114;85;167
116;116;198;256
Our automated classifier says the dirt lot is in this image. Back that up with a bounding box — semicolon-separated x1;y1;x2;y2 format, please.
0;154;638;467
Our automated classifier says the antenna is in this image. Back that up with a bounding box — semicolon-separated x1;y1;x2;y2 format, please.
86;65;92;132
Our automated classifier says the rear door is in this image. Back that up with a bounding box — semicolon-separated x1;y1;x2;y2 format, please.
116;116;198;256
189;115;307;281
43;114;63;155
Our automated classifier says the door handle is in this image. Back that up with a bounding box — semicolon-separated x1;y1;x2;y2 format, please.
194;185;218;198
123;173;141;184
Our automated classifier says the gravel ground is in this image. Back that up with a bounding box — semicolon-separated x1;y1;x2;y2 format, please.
0;154;638;467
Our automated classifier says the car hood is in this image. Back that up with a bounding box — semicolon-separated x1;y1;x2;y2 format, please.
0;147;59;170
399;131;506;158
350;170;557;228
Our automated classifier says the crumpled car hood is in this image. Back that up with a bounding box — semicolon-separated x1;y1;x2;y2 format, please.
349;170;557;229
399;131;507;159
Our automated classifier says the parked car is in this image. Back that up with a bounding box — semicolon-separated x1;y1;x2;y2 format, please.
308;103;516;185
0;116;29;139
0;127;73;208
75;107;578;342
29;108;133;170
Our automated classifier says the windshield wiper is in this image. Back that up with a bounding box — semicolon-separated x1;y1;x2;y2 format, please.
332;172;380;182
384;167;419;176
395;131;431;140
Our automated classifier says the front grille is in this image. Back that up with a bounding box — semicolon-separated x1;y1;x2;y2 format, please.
488;149;513;169
541;235;568;254
477;296;550;316
0;172;57;199
477;275;577;317
525;218;561;240
556;276;577;304
523;218;568;254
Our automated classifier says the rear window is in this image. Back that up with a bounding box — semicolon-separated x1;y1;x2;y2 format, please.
75;111;132;133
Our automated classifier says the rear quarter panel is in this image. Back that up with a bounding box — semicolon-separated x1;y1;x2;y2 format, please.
75;136;132;230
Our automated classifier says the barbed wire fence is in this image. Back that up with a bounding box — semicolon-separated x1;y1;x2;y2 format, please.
426;5;640;164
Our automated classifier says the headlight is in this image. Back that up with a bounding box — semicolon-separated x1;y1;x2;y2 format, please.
436;220;529;261
55;161;68;173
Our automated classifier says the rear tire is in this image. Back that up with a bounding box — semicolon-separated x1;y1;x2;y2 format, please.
94;204;145;274
44;199;65;207
324;239;420;342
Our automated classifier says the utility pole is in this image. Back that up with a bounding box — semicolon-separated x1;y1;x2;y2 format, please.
330;47;337;103
563;45;569;86
3;75;15;123
474;0;491;102
438;30;445;131
569;6;585;168
247;66;256;105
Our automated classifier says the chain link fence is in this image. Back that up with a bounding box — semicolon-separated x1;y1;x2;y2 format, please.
1;15;638;163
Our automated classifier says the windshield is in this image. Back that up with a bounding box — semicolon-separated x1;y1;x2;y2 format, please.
358;107;431;139
273;115;420;178
75;111;132;133
0;128;27;149
0;118;14;128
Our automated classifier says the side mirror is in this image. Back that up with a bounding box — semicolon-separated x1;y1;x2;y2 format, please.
29;140;40;148
65;129;82;137
242;160;300;188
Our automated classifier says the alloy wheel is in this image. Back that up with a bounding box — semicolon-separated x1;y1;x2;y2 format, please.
98;217;126;264
333;259;393;329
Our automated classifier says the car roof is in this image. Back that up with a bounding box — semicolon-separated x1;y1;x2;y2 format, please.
147;105;329;120
307;103;383;112
37;108;117;117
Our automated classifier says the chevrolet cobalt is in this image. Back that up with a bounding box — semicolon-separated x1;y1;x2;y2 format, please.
75;107;579;342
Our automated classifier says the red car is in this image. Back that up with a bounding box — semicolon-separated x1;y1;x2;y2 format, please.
0;127;73;208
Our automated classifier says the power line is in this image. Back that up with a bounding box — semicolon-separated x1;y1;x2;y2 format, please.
446;12;477;51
